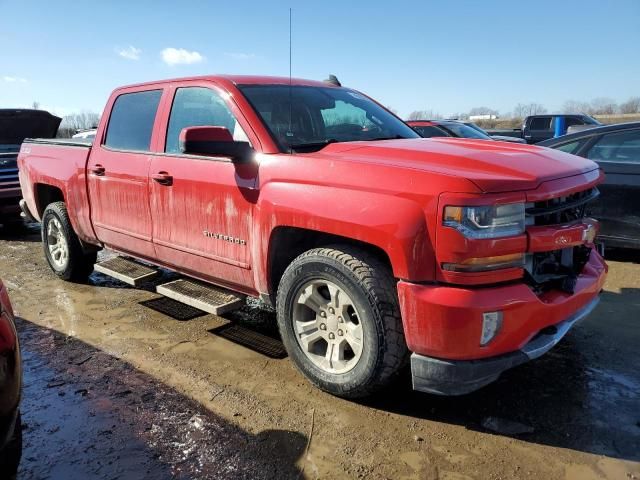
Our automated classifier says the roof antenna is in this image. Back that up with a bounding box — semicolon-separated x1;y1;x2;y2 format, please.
287;7;293;149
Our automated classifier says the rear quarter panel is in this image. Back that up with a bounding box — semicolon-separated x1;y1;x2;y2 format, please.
18;142;96;243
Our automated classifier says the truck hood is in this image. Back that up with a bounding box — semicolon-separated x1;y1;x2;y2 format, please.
0;109;61;145
312;137;599;193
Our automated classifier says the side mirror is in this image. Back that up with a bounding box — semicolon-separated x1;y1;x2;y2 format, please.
179;126;253;162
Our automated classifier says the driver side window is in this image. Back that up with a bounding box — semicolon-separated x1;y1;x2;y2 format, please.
165;87;249;154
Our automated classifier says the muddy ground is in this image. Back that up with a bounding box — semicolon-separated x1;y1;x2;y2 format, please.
0;224;638;480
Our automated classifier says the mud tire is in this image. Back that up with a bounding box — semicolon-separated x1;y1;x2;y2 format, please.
277;246;408;398
42;202;96;282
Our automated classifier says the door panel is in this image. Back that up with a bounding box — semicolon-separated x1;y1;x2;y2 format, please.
149;85;258;290
149;155;257;287
582;129;640;248
88;89;163;258
88;148;155;257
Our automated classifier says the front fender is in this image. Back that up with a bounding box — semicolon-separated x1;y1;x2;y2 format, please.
252;182;434;293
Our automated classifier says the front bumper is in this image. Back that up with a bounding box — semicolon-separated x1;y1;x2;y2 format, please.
397;249;607;395
410;296;599;395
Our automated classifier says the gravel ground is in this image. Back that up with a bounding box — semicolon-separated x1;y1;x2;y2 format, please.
1;224;639;480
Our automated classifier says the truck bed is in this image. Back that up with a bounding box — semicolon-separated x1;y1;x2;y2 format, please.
24;137;93;147
485;129;522;139
18;138;94;240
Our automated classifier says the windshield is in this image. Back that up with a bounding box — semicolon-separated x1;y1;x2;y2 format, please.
463;122;490;135
239;85;419;152
439;122;492;139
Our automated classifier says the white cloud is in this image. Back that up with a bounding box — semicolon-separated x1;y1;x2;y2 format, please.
2;76;27;83
161;47;204;66
224;52;256;60
118;46;141;60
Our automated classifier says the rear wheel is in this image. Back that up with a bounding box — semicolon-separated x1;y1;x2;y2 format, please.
42;202;96;281
277;246;408;398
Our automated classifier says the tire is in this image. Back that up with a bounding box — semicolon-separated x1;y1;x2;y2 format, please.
41;202;97;281
276;246;408;398
0;411;22;477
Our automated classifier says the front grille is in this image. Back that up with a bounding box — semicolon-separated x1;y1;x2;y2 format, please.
526;187;599;226
524;246;591;294
0;152;19;191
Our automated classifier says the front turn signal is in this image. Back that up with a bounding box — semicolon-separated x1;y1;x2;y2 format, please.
441;253;525;273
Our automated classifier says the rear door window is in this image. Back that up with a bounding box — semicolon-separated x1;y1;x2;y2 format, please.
587;129;640;163
104;90;162;151
529;117;552;130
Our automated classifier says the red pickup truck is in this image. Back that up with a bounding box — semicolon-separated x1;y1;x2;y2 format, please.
18;75;607;397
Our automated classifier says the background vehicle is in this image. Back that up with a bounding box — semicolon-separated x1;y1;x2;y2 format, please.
540;122;640;249
408;120;525;143
487;114;601;144
72;129;97;140
462;121;526;143
0;109;60;226
0;279;22;476
18;75;606;398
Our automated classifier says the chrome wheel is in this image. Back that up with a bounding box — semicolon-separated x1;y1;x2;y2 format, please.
46;217;69;269
293;279;364;374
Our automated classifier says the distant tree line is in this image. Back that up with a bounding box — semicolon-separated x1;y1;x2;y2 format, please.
406;95;640;122
57;111;101;138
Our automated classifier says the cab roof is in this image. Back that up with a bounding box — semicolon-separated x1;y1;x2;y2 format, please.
116;75;335;91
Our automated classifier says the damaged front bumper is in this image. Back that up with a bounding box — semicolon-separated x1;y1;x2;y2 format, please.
410;296;599;395
398;248;607;396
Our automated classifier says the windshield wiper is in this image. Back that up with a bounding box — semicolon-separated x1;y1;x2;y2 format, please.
368;134;407;141
288;138;339;153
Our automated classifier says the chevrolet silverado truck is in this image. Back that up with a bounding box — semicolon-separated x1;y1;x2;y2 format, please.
0;109;60;226
18;76;607;397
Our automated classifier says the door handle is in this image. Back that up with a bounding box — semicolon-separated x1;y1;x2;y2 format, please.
90;164;105;176
151;172;173;186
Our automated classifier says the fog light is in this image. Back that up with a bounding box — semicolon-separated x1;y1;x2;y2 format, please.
481;311;503;346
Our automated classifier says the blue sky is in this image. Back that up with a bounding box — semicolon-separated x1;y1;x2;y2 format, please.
1;0;638;118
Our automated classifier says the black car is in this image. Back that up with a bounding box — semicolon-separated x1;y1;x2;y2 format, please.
0;278;20;477
0;109;61;227
539;122;640;249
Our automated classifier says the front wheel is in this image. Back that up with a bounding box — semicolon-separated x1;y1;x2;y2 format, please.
42;202;97;282
277;246;408;398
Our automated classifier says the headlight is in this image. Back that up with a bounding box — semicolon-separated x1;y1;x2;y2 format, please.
443;203;525;239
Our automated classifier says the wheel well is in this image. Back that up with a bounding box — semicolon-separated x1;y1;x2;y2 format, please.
267;226;394;298
34;184;64;216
